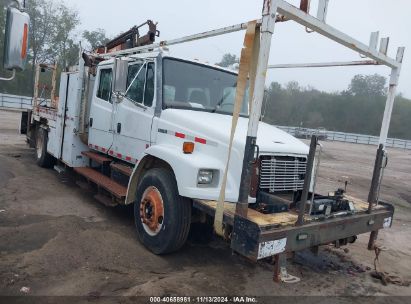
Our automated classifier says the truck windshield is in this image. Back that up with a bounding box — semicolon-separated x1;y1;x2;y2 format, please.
162;58;249;116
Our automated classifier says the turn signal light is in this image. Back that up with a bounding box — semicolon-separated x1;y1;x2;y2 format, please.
21;23;28;59
183;142;195;154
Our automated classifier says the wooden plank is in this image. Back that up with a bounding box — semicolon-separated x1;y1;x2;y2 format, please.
194;195;383;229
110;163;133;176
196;200;298;228
74;167;126;199
81;151;111;165
344;194;385;212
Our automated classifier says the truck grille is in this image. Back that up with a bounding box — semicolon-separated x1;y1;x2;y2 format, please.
259;156;307;193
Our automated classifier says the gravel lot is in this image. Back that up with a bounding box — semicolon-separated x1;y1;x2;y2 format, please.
0;110;410;300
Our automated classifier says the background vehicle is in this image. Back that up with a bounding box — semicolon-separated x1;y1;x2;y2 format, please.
295;127;328;140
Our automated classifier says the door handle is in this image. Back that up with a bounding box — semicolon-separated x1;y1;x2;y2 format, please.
89;117;93;127
117;123;121;134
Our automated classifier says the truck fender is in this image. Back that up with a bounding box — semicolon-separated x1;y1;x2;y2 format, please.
125;144;226;205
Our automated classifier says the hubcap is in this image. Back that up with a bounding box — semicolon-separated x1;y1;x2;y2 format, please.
140;186;164;236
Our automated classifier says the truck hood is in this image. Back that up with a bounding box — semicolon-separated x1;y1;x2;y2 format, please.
159;109;309;156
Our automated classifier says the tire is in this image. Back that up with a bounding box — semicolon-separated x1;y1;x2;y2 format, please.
35;127;55;168
134;168;191;254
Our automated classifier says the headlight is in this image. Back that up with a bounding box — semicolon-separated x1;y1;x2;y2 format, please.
197;169;214;185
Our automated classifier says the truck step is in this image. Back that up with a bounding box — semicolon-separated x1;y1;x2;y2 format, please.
74;167;127;199
82;151;112;165
110;163;133;176
53;164;66;174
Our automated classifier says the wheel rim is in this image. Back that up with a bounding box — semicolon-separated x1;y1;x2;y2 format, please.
36;131;43;159
140;186;164;236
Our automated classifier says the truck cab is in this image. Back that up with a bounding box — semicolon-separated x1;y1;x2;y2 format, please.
89;52;309;205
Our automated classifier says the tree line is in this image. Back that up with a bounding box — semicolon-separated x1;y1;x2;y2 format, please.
0;0;109;96
217;54;411;140
1;4;410;140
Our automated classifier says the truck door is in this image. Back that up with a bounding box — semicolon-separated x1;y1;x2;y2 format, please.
88;65;115;152
112;60;156;164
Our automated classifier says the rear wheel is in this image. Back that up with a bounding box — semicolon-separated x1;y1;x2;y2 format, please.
134;168;191;254
35;127;55;168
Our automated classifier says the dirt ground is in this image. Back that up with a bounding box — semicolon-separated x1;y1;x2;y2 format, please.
0;110;410;300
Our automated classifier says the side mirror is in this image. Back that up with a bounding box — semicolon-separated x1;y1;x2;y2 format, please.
113;58;128;94
3;7;30;71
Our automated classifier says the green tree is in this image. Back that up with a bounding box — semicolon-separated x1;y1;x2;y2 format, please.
82;28;110;51
348;74;386;97
27;0;58;65
285;81;300;93
51;3;80;68
27;0;80;69
262;74;411;140
216;53;238;67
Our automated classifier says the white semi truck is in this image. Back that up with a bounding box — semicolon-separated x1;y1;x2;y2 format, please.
3;0;403;282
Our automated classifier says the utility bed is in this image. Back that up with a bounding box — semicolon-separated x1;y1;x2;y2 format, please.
193;196;394;261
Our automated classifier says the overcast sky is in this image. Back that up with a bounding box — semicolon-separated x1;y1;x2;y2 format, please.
59;0;410;98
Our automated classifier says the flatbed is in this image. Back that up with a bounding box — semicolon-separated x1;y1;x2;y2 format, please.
194;197;393;264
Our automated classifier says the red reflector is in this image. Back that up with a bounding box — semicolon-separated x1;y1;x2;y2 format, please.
195;137;206;144
126;156;132;161
175;132;185;139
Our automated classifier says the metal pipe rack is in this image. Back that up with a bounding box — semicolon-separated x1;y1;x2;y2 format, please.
96;0;404;282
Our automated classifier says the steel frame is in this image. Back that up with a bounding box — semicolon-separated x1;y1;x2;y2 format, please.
268;60;380;69
232;4;403;273
237;0;404;222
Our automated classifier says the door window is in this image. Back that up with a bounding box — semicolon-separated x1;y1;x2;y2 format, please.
144;63;155;107
126;62;155;107
97;68;113;102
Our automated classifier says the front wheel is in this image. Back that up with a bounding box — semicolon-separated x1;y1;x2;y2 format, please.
134;168;191;254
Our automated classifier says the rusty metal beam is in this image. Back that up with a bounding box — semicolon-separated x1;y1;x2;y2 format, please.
299;0;310;13
296;135;317;226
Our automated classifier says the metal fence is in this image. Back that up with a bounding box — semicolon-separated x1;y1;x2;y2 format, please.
2;93;410;150
0;93;33;111
276;126;411;150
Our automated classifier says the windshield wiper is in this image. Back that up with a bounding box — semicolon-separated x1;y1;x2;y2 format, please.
211;101;223;113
